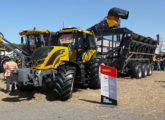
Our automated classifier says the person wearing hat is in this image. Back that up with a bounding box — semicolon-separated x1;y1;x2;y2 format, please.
4;56;18;92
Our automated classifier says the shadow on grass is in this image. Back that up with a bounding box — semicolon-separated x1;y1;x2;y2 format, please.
155;81;165;83
162;86;165;88
0;87;59;102
1;90;36;102
79;99;101;105
154;81;165;89
1;87;84;103
0;88;7;93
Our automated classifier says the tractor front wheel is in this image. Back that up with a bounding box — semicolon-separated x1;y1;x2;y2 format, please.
54;66;76;101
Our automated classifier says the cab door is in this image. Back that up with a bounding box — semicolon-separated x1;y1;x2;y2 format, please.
82;35;97;63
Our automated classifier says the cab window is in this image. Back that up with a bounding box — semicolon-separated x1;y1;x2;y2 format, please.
88;35;96;49
58;34;77;48
76;36;84;49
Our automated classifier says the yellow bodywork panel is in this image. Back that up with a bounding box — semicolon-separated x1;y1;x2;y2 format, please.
32;46;69;70
19;29;49;36
17;60;21;65
0;48;6;51
0;36;2;43
58;28;93;35
107;15;120;28
153;57;156;62
83;49;96;63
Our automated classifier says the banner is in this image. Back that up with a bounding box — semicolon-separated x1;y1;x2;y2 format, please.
100;64;117;105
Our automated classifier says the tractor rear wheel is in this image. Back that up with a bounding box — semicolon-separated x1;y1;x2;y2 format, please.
54;66;76;101
89;62;100;89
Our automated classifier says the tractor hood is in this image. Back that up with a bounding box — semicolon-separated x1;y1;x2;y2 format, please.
32;47;54;61
31;46;69;69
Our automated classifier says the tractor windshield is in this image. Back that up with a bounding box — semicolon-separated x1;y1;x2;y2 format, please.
57;34;77;48
23;34;45;52
55;32;96;49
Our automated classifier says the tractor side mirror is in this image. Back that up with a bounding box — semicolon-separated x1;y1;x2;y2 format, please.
21;36;24;44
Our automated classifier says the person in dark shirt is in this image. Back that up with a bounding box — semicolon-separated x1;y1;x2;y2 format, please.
156;57;161;71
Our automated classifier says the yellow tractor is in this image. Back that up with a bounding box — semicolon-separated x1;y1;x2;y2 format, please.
0;29;56;68
0;7;129;100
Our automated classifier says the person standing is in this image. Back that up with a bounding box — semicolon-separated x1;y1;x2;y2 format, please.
2;56;10;80
156;57;161;71
4;57;18;92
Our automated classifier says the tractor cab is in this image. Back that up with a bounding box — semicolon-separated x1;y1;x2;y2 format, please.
55;28;97;62
19;29;56;54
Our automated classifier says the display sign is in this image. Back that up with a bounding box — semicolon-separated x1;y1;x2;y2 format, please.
59;34;74;44
100;64;117;105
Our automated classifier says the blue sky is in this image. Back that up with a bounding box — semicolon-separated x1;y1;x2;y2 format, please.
0;0;165;49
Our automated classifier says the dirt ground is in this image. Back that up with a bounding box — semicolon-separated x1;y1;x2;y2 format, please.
0;71;165;116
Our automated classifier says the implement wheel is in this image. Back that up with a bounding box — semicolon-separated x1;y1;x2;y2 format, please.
141;64;147;77
147;64;152;76
131;63;142;79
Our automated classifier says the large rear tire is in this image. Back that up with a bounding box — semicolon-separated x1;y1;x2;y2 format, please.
54;66;76;101
89;62;100;89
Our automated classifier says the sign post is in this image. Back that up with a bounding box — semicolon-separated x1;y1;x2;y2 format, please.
100;64;117;105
